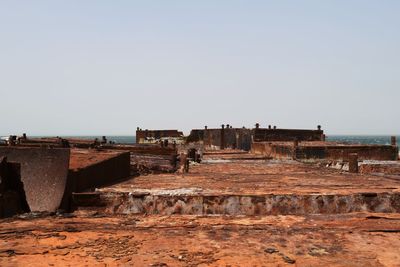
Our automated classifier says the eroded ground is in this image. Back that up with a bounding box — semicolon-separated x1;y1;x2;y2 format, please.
2;152;400;266
1;213;400;266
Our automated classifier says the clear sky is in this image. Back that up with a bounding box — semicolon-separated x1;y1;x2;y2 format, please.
0;1;399;136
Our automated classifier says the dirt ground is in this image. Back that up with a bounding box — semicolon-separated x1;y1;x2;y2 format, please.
1;213;400;266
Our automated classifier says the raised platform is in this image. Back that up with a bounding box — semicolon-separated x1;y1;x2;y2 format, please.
73;154;400;215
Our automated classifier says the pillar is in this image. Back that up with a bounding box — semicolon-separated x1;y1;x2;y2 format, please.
293;139;298;160
135;127;140;143
221;124;225;150
391;136;397;146
348;153;358;173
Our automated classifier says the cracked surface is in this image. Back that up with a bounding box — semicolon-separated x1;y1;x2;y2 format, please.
1;213;400;266
98;160;400;195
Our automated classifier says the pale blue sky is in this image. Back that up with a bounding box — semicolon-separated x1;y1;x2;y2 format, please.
0;1;399;136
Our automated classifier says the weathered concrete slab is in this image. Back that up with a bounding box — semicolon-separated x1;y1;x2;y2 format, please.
0;147;70;212
252;141;399;161
72;154;400;215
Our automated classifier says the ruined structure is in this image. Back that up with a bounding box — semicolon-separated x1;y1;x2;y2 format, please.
251;125;398;162
136;128;184;144
0;147;70;212
0;146;131;213
252;141;398;161
101;144;178;174
253;124;324;142
1;126;399;266
187;125;252;151
63;149;131;210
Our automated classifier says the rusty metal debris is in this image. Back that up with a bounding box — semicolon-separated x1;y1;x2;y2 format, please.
0;147;70;212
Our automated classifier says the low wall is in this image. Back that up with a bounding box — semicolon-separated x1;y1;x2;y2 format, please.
103;144;178;173
325;146;398;161
252;142;399;161
73;191;400;215
252;142;294;159
62;151;130;211
68;152;130;191
136;129;183;143
187;128;252;151
253;128;323;142
359;163;400;175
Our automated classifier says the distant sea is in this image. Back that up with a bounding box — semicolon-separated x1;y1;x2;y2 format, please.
62;136;136;144
1;135;399;147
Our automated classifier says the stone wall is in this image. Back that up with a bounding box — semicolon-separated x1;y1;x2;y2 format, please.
73;191;400;216
253;128;324;142
252;142;399;161
136;129;183;143
187;128;252;151
102;144;178;173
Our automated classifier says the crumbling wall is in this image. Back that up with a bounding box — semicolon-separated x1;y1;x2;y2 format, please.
295;145;398;161
73;191;400;216
359;163;400;175
68;152;130;191
13;136;99;148
61;151;130;211
102;144;178;174
253;128;323;142
252;142;398;161
136;129;183;144
252;142;268;157
187;128;252;151
325;146;398;161
252;142;293;159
